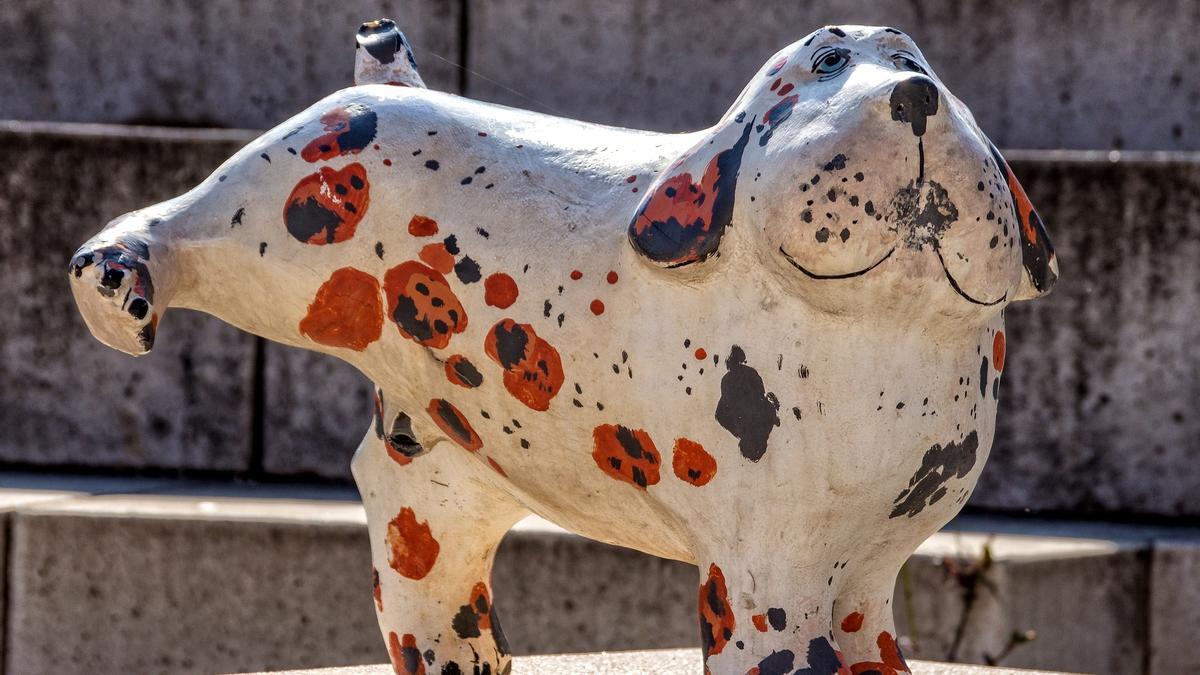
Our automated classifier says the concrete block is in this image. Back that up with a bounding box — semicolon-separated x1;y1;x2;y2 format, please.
1149;539;1200;674
0;122;258;471
898;528;1148;675
466;0;1199;151
3;481;1167;674
0;0;461;129
261;345;370;480
6;491;383;675
493;518;698;655
977;153;1200;517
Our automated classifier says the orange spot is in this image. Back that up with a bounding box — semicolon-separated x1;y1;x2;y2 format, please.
849;631;909;675
283;163;370;244
419;242;455;274
590;299;605;315
752;613;769;632
606;270;619;284
993;332;1006;372
468;582;494;630
387;632;426;675
382;158;392;166
299;267;383;351
444;354;483;389
570;269;583;280
487;456;508;478
383;260;468;349
694;348;707;360
484;319;565;411
698;563;735;658
672;438;717;486
592;424;661;489
484;272;519;309
841;611;865;633
426;398;482;452
408;214;438;237
385;507;439;580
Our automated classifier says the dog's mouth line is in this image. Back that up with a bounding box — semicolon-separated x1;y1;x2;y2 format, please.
933;246;1006;306
779;245;1008;307
779;246;895;280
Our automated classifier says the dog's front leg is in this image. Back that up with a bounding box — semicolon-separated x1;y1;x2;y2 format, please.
352;422;528;674
696;552;853;675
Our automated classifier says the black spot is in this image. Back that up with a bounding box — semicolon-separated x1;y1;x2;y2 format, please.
827;26;846;37
452;603;482;639
392;295;435;342
375;242;385;259
425;159;440;170
823;154;847;171
979;357;989;398
260;152;271;163
461;176;473;185
715;346;780;461
754;650;795;675
259;242;267;256
794;636;845;675
127;298;149;320
454;256;481;284
766;607;786;631
477;227;490;238
230;207;245;227
285;196;342;244
490;323;529;370
432;399;474;448
891;180;959;249
450;357;484;388
443;234;460;255
890;431;980;518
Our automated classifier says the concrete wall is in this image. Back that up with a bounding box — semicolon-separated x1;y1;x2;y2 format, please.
3;2;1200;517
0;1;1197;149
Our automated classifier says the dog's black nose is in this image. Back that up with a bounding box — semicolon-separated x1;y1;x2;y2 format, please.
889;76;940;136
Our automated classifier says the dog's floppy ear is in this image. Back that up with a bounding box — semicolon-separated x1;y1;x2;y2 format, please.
627;117;754;267
988;142;1058;300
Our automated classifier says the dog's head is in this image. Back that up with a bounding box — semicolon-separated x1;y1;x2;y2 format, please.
629;25;1056;316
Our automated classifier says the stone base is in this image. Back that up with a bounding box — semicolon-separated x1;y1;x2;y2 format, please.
247;649;1073;674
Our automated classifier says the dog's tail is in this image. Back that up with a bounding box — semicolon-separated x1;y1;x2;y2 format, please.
354;18;427;88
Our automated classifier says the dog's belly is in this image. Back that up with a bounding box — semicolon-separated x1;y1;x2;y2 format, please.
374;259;1005;563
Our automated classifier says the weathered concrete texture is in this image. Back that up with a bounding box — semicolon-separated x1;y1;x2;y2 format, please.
261;345;370;478
0;0;461;129
899;531;1148;675
0;122;258;471
2;483;1173;674
979;153;1200;517
494;519;698;655
467;0;1200;150
250;651;1072;674
6;493;384;675
1149;540;1200;674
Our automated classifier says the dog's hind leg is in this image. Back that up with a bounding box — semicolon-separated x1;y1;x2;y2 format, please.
352;403;528;674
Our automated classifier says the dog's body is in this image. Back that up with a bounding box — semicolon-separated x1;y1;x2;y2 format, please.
69;25;1055;674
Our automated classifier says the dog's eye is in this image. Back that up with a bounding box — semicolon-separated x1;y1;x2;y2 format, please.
812;48;851;77
893;54;927;75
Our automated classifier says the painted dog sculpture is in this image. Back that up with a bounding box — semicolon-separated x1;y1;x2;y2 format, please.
68;22;1057;675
